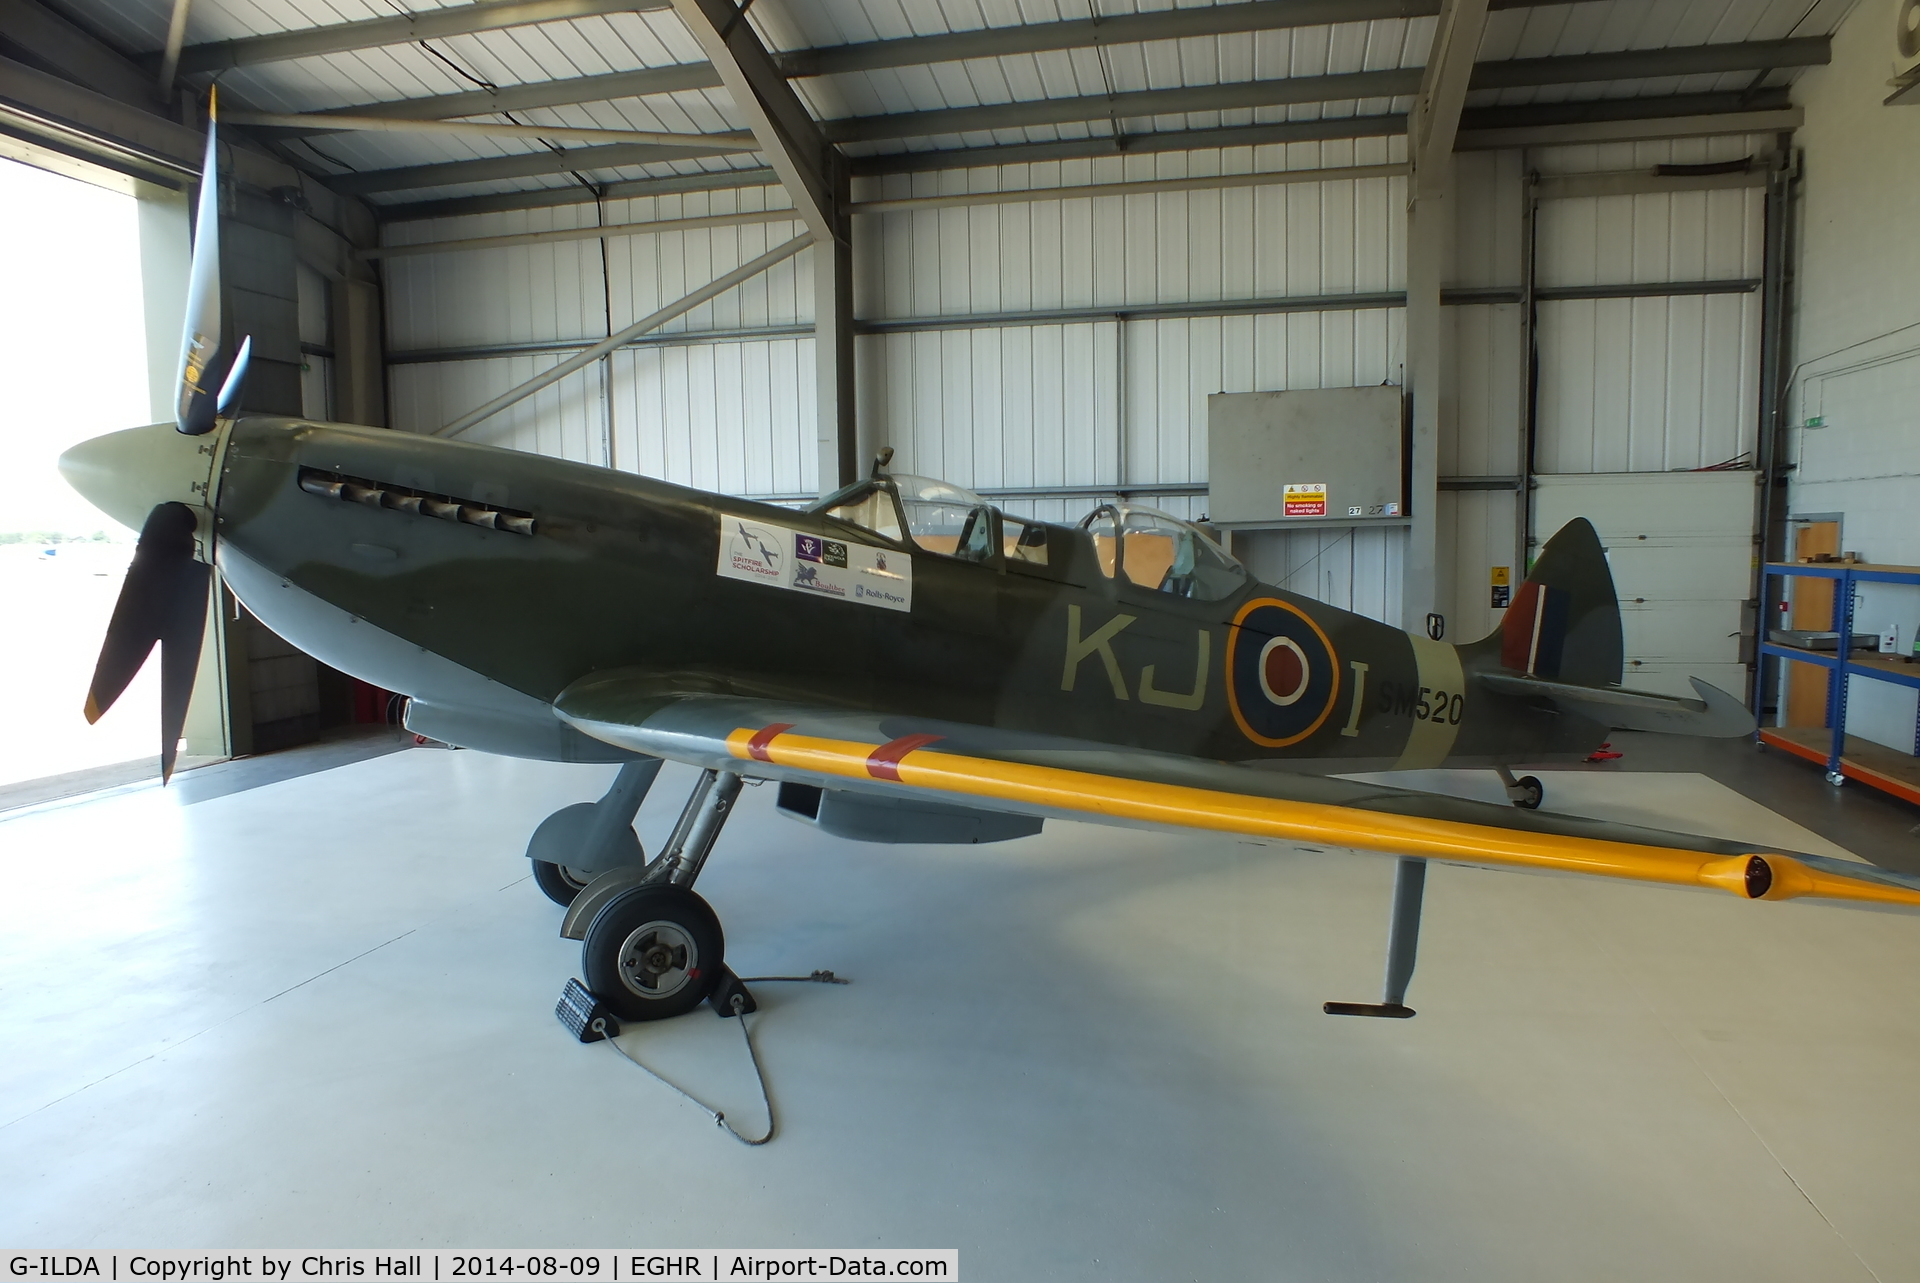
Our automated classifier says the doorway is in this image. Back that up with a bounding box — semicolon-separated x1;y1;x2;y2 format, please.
1784;518;1842;728
0;159;159;791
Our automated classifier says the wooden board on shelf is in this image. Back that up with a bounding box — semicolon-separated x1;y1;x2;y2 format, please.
1760;726;1920;808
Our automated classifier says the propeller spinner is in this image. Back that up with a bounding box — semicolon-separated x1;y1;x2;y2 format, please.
58;87;249;779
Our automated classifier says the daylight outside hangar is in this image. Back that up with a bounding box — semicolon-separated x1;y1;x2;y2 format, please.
3;0;1920;1276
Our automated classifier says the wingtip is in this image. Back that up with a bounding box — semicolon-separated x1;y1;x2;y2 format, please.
83;694;103;724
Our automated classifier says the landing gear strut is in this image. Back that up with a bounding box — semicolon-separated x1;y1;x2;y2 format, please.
526;758;664;905
568;768;747;1021
1496;764;1544;810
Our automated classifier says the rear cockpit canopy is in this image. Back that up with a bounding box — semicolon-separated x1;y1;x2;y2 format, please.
811;471;1244;597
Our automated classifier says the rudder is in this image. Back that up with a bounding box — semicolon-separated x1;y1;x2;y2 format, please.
1484;518;1623;688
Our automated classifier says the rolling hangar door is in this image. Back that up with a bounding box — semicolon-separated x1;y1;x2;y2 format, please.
1522;144;1771;703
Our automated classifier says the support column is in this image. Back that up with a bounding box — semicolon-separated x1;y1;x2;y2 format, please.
1401;0;1488;629
814;158;858;490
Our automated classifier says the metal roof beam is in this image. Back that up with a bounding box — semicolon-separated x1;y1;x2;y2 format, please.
221;1;1576;135
169;0;665;75
328;141;762;195
848;88;1792;175
231;110;754;150
670;0;858;489
271;66;726;132
851;116;1407;174
0;0;162;110
822;38;1826;144
375;166;780;220
669;0;839;236
777;0;1565;79
361;87;1793;215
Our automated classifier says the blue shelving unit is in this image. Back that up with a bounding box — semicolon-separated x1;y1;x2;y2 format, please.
1759;561;1920;802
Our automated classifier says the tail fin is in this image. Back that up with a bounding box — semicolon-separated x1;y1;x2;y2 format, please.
1484;518;1623;688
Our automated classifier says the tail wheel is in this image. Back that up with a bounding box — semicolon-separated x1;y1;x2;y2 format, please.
1513;775;1544;810
583;884;724;1021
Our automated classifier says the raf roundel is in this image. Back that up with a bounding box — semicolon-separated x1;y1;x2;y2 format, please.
1227;598;1341;747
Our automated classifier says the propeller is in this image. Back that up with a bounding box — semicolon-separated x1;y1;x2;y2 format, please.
78;86;247;780
84;504;212;780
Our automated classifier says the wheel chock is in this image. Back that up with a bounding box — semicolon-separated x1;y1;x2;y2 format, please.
556;976;622;1042
707;968;758;1018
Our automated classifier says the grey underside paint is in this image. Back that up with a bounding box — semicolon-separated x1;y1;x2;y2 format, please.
775;783;1045;844
218;545;630;762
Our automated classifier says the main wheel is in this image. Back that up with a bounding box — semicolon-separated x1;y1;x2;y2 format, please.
582;884;725;1021
1512;775;1544;810
531;859;596;907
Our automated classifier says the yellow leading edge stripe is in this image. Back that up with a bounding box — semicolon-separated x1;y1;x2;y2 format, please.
726;727;1920;908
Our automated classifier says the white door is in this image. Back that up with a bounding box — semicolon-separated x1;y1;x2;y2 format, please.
1532;472;1756;699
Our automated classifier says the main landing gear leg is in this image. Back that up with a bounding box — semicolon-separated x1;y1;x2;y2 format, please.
527;757;665;905
566;769;752;1021
1496;764;1544;810
1324;857;1426;1019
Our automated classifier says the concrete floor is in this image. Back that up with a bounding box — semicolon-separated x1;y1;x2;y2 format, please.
3;745;1919;1280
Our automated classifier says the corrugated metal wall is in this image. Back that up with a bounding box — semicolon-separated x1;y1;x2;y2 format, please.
378;134;1767;638
383;186;815;494
1533;138;1766;476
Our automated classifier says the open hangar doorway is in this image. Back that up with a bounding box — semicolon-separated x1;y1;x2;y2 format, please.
0;146;393;808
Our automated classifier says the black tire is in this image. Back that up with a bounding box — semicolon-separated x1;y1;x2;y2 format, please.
531;858;594;907
582;885;724;1021
1513;775;1544;810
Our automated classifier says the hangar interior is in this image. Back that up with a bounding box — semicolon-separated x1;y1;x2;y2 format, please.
5;0;1920;1276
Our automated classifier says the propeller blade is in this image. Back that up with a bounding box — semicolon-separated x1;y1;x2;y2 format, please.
176;87;224;436
215;334;251;415
85;502;209;780
159;560;212;782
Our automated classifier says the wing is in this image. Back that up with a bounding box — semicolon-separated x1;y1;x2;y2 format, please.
554;669;1920;911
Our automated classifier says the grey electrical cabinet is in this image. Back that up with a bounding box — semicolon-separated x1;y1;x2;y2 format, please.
1206;387;1405;526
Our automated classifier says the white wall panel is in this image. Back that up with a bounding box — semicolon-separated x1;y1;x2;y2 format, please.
1437;489;1523;645
859;309;1406;501
382;204;607;352
1442;303;1525;478
390;353;605;463
1535;293;1759;473
853;143;1408;320
612;339;815;497
604;214;811;335
1233;528;1407;628
1451;150;1525;290
1536;187;1764;288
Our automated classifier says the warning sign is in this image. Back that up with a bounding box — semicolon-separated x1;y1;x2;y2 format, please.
1283;483;1327;517
1491;565;1511;608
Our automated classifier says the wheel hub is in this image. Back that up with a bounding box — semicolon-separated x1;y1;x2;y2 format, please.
617;921;697;999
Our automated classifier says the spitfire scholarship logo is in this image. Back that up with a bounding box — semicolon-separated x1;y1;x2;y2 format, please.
1225;598;1341;747
725;521;785;583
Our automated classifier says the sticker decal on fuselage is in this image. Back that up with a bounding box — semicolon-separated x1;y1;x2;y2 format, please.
1226;598;1341;748
715;517;913;612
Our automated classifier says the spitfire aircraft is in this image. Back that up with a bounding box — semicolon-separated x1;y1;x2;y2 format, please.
58;101;1920;1027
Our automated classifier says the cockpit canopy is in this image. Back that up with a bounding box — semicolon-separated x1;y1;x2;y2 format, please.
812;470;1247;602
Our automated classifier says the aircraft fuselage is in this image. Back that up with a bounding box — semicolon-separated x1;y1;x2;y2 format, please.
212;417;1605;773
